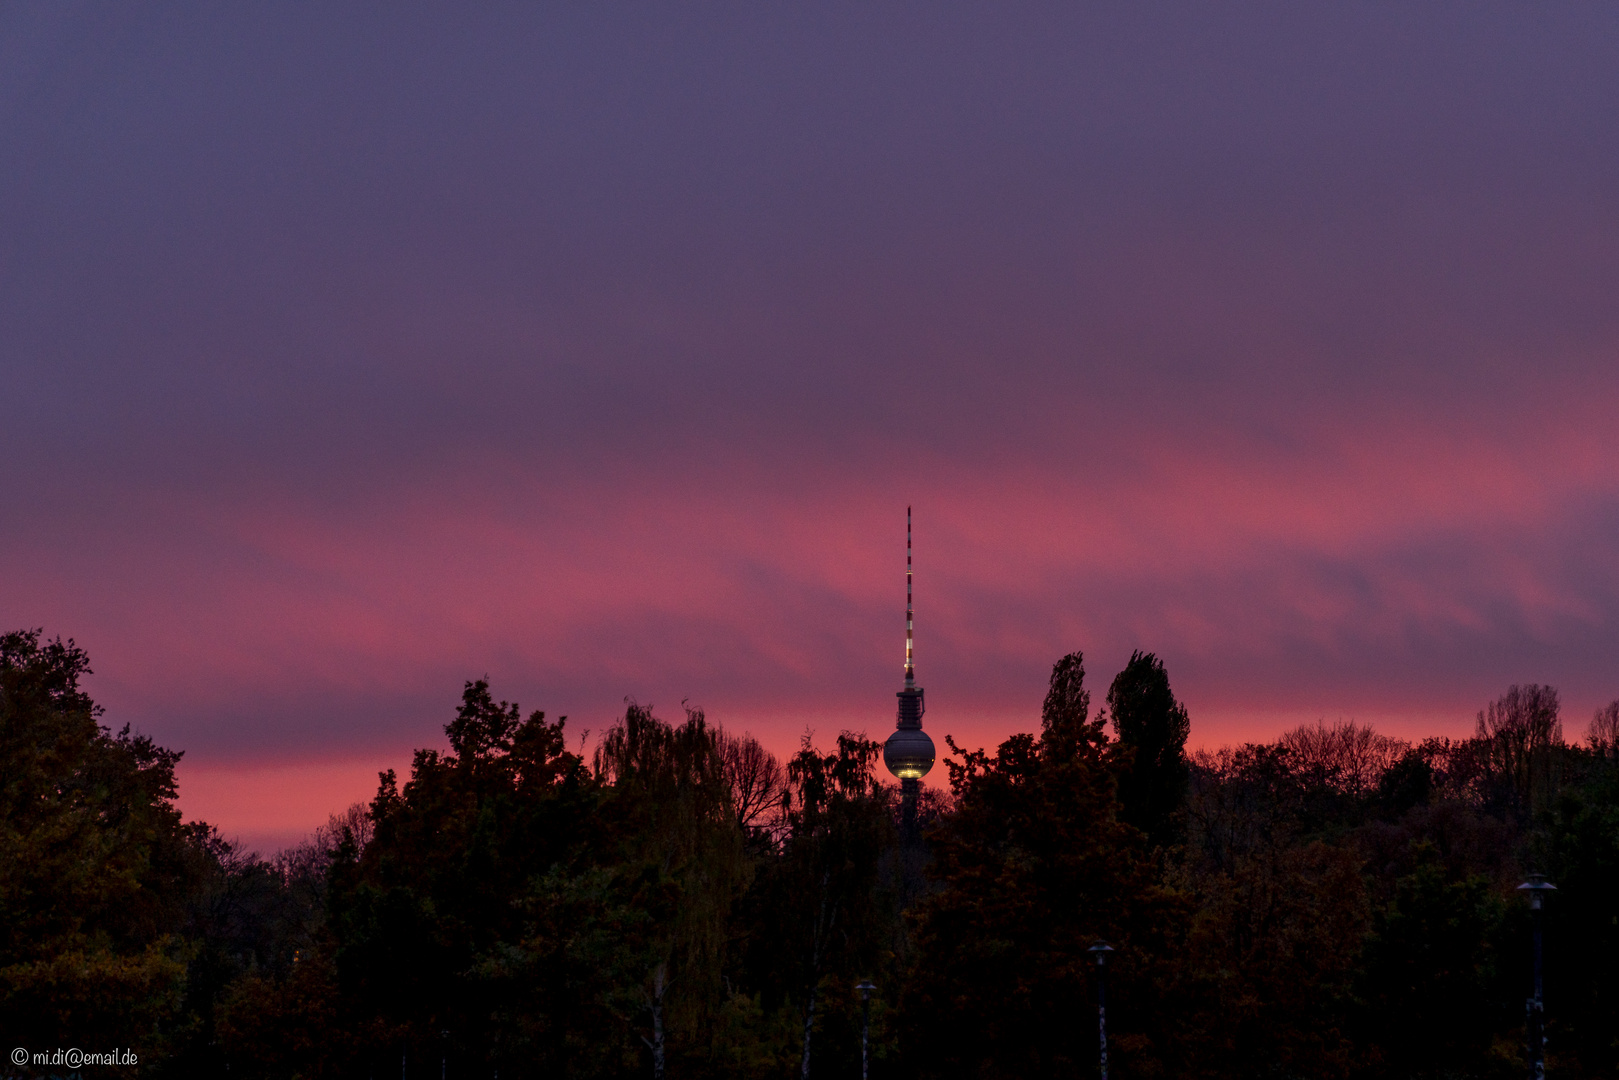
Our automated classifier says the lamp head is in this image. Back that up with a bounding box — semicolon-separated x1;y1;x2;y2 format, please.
1517;874;1557;910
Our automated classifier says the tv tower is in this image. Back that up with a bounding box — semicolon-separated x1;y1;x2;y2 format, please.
883;506;935;833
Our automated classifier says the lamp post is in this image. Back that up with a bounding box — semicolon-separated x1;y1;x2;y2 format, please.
856;981;876;1080
1517;876;1556;1080
1088;942;1114;1080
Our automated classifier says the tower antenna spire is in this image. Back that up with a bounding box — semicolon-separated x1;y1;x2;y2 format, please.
905;505;914;688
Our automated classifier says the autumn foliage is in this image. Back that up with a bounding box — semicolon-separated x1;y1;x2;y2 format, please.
4;630;1619;1078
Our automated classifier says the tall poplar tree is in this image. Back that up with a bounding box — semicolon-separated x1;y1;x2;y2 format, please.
1107;650;1191;849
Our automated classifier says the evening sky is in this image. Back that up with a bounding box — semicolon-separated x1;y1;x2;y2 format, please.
4;3;1618;849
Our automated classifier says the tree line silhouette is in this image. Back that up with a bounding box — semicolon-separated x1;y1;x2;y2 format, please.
3;628;1618;1078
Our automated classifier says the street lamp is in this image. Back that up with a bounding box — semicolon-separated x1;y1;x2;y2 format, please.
1088;942;1114;1080
1517;876;1556;1080
856;981;876;1080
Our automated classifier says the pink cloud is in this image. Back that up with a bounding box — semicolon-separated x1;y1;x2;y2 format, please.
8;382;1619;846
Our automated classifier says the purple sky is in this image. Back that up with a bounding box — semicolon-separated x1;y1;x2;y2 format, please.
5;4;1619;851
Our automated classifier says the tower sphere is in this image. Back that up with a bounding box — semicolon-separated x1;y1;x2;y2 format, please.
884;726;935;780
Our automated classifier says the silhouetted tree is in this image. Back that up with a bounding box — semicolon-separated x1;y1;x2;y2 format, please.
721;727;786;842
1589;699;1619;755
770;732;892;1080
1040;649;1091;758
0;630;208;1069
594;703;750;1079
325;679;608;1078
1280;720;1405;800
1107;650;1192;848
902;653;1183;1079
1475;683;1562;820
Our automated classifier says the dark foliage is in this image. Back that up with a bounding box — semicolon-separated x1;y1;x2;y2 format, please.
0;631;211;1074
903;654;1183;1078
7;631;1619;1080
